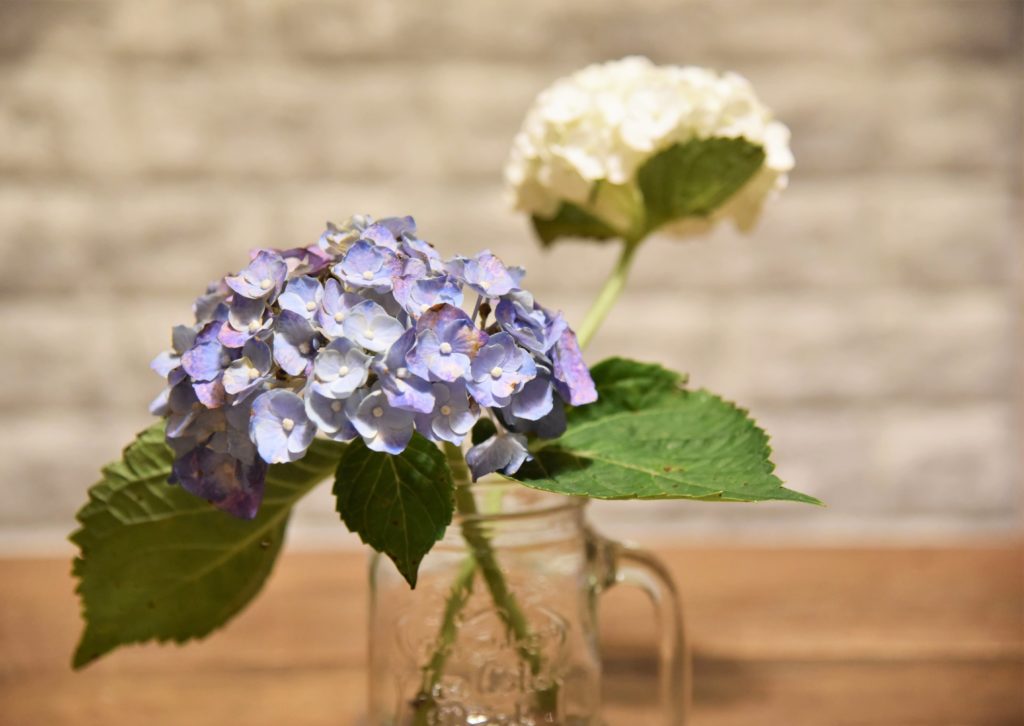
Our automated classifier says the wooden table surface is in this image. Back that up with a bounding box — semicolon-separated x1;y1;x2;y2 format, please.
1;543;1022;725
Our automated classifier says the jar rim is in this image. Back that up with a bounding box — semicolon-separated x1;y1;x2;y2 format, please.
453;480;587;522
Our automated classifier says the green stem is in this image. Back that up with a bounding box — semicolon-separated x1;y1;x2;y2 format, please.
453;486;544;675
411;554;476;726
410;445;557;722
576;237;641;349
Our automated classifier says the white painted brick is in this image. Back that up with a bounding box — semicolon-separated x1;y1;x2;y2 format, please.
275;0;411;60
870;404;1018;514
6;58;1015;182
0;0;1020;547
752;62;1019;175
0;183;276;294
709;290;1015;404
0;1;108;61
0;62;139;179
0;292;182;413
0;412;154;528
584;288;1016;406
0;70;65;173
0;185;99;286
869;0;1022;60
1;171;1015;297
744;176;1020;290
106;0;230;58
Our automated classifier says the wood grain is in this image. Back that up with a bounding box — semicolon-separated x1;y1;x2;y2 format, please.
1;544;1021;725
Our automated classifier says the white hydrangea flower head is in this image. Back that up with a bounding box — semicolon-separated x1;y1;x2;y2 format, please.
504;56;794;239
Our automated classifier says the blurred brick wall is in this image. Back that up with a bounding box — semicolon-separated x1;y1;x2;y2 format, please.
0;0;1020;549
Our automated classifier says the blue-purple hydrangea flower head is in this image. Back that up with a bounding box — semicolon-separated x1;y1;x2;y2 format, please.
150;215;597;519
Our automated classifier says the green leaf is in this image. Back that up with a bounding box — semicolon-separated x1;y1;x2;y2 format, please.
333;434;454;588
571;356;686;423
471;417;498;446
510;357;820;505
531;202;619;247
71;423;345;669
637;137;766;233
530;137;766;246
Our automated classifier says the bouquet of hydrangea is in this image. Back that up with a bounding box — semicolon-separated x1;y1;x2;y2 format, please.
70;58;817;720
150;215;595;522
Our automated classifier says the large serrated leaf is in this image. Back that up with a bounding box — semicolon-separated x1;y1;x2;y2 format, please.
511;357;820;505
71;423;345;669
571;356;686;423
530;137;767;246
333;434;454;588
637;137;766;233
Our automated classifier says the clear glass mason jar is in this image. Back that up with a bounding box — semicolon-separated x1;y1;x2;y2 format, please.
368;480;689;725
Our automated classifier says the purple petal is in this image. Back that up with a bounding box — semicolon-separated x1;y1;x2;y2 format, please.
416;303;472;334
551;329;597;406
510;373;554;421
218;324;247;349
381;369;436;414
361;222;399;250
378;215;417;239
352;390;415;454
151;350;180;378
226;250;287;299
193;378;226;408
415;381;478;444
181;341;231;382
305;383;359;440
149;386;171;416
193;281;230;324
171;446;267;520
343;300;403;353
273;310;318;377
466;433;532;480
317;279;363;338
278;276;324;319
462;251;519;297
171;325;197;355
228;296;266;332
250;389;314;464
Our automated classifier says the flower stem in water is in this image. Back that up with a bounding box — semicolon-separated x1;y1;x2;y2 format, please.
410;444;558;722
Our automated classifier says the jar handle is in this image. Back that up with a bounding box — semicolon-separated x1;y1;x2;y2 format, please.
602;540;690;725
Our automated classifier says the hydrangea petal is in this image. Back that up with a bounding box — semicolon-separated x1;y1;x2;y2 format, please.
510;371;555;421
351;389;415;455
313;339;371;397
305;383;359;440
342;300;403;353
273;310;319;377
468;332;537;407
333;240;400;293
466;432;532;480
551;328;597;405
181;341;233;382
225;250;288;300
460;251;520;297
170;446;267;520
250;389;316;464
317;278;363;338
415;381;478;445
278;276;324;320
